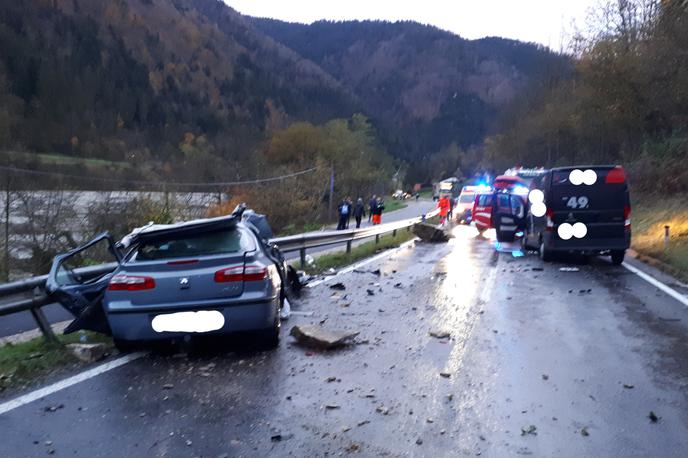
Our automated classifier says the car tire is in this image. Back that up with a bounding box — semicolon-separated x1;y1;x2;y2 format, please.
496;230;515;243
256;315;280;350
611;250;625;265
114;338;137;353
539;238;553;262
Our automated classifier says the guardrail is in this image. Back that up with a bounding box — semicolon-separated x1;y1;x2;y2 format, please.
0;209;438;342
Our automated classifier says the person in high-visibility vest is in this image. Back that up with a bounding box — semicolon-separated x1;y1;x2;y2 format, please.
438;194;450;226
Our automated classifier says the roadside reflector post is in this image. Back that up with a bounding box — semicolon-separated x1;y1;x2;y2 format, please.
664;225;670;250
375;234;380;244
346;240;352;254
30;307;58;344
300;248;306;269
393;229;397;237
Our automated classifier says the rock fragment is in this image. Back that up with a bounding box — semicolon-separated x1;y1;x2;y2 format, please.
290;325;359;349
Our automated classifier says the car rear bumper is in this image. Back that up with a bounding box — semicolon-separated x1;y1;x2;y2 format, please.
544;232;631;252
106;297;279;341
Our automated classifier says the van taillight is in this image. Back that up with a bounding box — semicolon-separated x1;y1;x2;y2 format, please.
624;205;631;230
545;208;555;231
605;166;626;184
108;275;156;291
214;264;268;283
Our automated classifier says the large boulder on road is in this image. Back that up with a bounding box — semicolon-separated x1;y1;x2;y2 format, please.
289;325;359;349
413;223;450;242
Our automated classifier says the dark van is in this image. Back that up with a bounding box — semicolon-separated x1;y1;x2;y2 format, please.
522;165;631;264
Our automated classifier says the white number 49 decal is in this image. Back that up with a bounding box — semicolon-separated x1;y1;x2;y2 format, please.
565;196;589;209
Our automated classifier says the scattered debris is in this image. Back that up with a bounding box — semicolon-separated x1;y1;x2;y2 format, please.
429;330;451;339
325;404;341;410
271;434;282;442
521;425;537;436
43;404;64;413
416;438;423;445
413;223;450;242
559;267;580;272
366;289;375;296
531;267;544;271
330;283;346;291
394;283;403;288
66;343;108;363
542;374;549;380
357;420;370;427
581;427;589;437
345;443;361;453
439;372;451;378
326;376;337;383
290;325;359;349
623;384;634;389
325;268;337;276
371;269;381;276
648;411;659;423
162;384;174;390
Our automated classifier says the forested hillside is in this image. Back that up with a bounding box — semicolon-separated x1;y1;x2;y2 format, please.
0;0;357;182
0;0;567;185
253;19;569;168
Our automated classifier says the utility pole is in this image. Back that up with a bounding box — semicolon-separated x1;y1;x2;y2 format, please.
328;165;335;220
3;171;10;282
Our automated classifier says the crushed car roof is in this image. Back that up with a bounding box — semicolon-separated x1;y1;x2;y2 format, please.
118;213;242;249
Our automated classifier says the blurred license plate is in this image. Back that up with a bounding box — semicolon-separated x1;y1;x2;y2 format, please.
151;310;225;333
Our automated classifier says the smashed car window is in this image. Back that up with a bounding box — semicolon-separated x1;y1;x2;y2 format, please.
130;228;256;262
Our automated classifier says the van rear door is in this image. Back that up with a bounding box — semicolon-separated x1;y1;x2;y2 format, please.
548;166;630;246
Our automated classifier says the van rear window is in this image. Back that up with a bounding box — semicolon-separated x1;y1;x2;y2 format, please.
459;193;475;203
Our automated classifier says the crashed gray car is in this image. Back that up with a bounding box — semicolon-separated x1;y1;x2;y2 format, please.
46;205;287;351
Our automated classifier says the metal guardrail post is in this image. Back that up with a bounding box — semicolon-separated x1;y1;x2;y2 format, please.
392;229;397;237
346;240;352;253
664;225;670;250
375;234;380;244
300;247;306;269
30;307;58;344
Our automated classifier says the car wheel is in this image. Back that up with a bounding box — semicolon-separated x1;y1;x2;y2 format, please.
611;250;625;265
256;315;280;350
496;230;515;243
114;338;137;353
539;238;553;262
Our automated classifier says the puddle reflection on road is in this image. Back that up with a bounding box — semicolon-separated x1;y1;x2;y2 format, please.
431;224;491;374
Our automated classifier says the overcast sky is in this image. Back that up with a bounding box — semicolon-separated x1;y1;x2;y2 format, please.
224;0;598;50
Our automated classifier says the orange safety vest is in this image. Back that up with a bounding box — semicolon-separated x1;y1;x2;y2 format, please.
438;197;450;217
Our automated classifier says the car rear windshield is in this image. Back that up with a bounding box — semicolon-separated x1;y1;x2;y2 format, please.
459;193;474;203
131;228;256;261
550;168;628;211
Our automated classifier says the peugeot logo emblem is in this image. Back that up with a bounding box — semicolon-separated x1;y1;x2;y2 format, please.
179;277;190;289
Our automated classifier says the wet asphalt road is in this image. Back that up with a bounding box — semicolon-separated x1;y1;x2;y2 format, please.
0;199;436;339
1;225;688;457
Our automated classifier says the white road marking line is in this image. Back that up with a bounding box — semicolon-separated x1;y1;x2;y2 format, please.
0;352;145;416
307;239;418;288
623;262;688;308
479;265;498;304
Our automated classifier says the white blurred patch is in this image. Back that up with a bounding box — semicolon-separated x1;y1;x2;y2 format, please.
152;310;225;333
582;169;597;185
572;222;588;238
528;189;544;204
569;169;584;185
557;223;574;240
531;202;547;217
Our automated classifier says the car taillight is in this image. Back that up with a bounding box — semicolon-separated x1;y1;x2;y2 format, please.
214;266;243;283
108;275;156;291
624;205;631;230
545;208;555;231
214;264;268;283
605;166;626;184
244;264;268;281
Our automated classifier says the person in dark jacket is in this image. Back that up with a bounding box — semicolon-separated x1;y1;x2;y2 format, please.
353;197;366;228
371;197;385;225
337;198;350;230
368;195;377;222
345;196;353;228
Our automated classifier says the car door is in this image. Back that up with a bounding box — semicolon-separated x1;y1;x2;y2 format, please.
473;193;494;231
46;233;122;334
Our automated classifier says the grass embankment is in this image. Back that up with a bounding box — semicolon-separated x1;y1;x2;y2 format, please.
632;196;688;281
300;229;416;276
383;200;407;213
0;332;113;393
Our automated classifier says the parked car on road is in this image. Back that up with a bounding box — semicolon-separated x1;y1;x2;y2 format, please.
522;165;631;264
46;205;286;351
